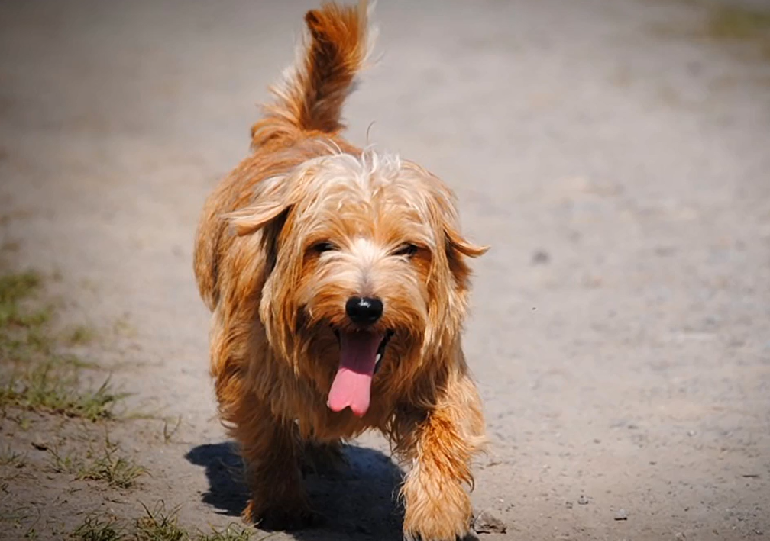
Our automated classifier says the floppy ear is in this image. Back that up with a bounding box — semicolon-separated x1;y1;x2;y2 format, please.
445;226;489;258
225;175;292;236
443;223;488;294
227;200;288;236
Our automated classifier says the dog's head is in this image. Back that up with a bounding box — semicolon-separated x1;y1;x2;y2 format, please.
228;150;486;416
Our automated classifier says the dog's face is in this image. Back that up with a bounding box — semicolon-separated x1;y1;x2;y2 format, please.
229;151;485;416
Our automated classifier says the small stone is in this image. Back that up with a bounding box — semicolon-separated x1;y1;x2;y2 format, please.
614;509;628;521
577;494;589;505
531;250;550;265
31;441;48;451
473;510;507;535
565;501;574;509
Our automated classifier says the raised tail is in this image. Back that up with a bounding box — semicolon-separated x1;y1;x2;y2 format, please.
251;0;373;147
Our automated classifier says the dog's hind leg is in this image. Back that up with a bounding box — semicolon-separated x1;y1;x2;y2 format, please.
393;371;486;541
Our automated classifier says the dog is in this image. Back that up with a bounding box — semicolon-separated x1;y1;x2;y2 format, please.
193;2;487;539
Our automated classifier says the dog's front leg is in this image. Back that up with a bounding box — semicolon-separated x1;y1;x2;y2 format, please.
232;395;319;530
396;373;486;541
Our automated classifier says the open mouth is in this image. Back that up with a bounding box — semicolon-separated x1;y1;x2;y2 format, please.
327;329;393;417
374;331;393;373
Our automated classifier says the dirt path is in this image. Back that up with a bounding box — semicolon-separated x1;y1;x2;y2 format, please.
1;0;769;540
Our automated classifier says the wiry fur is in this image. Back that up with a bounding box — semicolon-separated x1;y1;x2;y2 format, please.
193;2;488;540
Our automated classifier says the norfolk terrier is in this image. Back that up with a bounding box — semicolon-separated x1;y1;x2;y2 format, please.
193;2;487;539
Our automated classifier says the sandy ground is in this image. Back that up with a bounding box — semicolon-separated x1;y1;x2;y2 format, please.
1;0;769;539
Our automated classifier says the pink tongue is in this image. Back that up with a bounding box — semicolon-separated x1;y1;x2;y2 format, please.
327;330;383;417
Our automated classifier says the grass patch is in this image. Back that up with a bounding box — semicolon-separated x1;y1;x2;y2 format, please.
0;445;26;468
48;436;145;489
70;505;260;541
0;272;46;326
0;270;126;421
706;5;770;41
79;450;144;490
197;525;259;541
705;3;770;58
71;517;124;541
649;1;770;63
66;325;98;346
134;504;188;541
1;364;124;420
48;445;80;475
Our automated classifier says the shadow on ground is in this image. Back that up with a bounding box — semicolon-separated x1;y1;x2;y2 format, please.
185;441;405;540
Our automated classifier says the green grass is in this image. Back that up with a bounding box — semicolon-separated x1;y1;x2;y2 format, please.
700;2;770;60
0;445;26;468
706;5;770;41
0;272;47;327
197;526;260;541
48;445;80;475
1;364;124;420
48;437;145;490
134;504;188;541
0;270;126;421
71;517;124;541
649;1;770;63
71;505;260;541
197;526;258;541
79;451;145;490
66;325;98;346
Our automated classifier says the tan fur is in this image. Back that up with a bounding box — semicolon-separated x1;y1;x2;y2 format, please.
192;2;488;539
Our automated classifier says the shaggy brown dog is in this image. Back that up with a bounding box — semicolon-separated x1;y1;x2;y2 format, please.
193;2;487;539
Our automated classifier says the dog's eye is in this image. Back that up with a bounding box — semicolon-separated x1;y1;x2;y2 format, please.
393;243;419;257
312;241;338;253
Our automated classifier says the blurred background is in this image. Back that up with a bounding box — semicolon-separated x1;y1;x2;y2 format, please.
0;1;768;540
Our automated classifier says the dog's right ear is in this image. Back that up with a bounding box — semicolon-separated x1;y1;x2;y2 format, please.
225;176;292;236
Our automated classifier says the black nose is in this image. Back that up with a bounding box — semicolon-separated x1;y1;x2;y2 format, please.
345;296;383;325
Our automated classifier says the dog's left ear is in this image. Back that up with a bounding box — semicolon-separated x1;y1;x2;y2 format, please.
445;227;488;258
444;225;488;293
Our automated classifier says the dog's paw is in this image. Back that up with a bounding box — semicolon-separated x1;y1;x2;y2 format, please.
258;508;325;531
402;482;473;541
243;498;324;531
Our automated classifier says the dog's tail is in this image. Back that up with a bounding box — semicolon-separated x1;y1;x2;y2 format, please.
252;1;373;147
